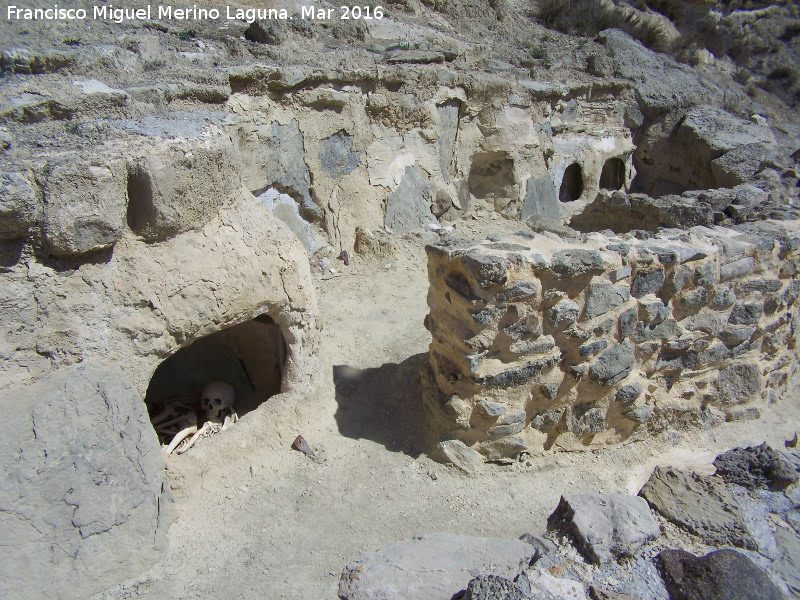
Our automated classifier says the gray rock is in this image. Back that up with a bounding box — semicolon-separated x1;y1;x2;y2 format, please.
498;411;526;426
549;300;580;328
475;354;560;387
319;130;362;179
504;314;543;340
579;339;609;356
550;249;605;279
717;362;761;403
608;266;632;283
720;257;755;282
657;549;785;600
480;437;529;460
639;467;756;550
435;440;485;475
713;443;799;491
509;335;554;355
0;363;173;600
385;166;435;234
718;326;755;347
599;29;723;116
569;405;607;435
589;340;635;385
738;279;783;295
710;285;736;308
728;301;763;325
338;533;536;600
618;307;637;338
693;260;718;287
531;410;562;431
41;154;128;256
711;142;773;188
259;119;320;220
680;287;709;309
521;175;560;222
0;171;39;239
615;382;643;403
585;281;631;319
464;575;527;600
638;298;669;323
497;280;540;303
476;400;507;417
679;106;777;156
663;264;693;297
547;494;660;564
462;250;511;289
540;383;559;401
624;405;653;424
488;422;526;437
631;267;665;298
258;189;324;253
437;101;459;181
773;527;800;598
519;533;558;561
631;318;682;342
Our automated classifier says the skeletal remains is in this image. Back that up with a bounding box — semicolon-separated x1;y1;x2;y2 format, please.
151;381;239;455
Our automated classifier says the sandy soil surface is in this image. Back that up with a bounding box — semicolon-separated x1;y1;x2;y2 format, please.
94;215;800;600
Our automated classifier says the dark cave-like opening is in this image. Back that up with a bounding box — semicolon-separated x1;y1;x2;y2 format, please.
599;157;626;191
145;315;286;445
559;163;584;202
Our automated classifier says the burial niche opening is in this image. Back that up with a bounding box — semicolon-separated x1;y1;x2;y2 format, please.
468;152;515;199
599;157;625;191
145;316;286;453
559;163;584;202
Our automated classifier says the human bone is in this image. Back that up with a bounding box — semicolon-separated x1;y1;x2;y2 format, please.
201;382;236;421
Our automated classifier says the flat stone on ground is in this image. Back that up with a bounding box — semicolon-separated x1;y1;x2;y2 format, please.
338;533;536;600
547;494;660;564
639;467;756;550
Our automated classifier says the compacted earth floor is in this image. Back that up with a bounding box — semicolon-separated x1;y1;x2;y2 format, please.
94;215;800;600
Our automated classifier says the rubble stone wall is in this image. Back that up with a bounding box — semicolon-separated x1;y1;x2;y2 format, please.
422;221;800;459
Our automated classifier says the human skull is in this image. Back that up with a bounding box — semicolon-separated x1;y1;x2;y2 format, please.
201;382;235;420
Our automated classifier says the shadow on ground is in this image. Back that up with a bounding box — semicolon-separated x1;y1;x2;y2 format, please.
334;352;429;457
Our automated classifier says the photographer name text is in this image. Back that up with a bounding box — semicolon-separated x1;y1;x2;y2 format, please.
6;3;385;23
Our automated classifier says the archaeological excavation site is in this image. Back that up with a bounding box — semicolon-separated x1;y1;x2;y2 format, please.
2;0;800;598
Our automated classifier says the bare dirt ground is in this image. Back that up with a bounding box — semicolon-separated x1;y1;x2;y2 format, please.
95;215;800;600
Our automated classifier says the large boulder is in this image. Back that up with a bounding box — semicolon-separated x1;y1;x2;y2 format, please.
40;152;128;256
127;130;241;242
547;494;660;564
0;362;174;600
657;549;786;600
338;533;536;600
639;467;756;550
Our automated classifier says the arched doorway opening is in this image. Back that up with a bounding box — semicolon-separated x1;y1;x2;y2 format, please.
144;315;286;452
559;163;584;202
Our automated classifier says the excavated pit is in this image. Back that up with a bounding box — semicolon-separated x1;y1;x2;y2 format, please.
144;316;286;444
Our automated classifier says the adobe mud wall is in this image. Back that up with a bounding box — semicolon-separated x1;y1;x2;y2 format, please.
423;221;800;460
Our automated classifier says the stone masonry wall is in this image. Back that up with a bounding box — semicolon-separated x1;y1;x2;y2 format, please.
422;221;800;460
